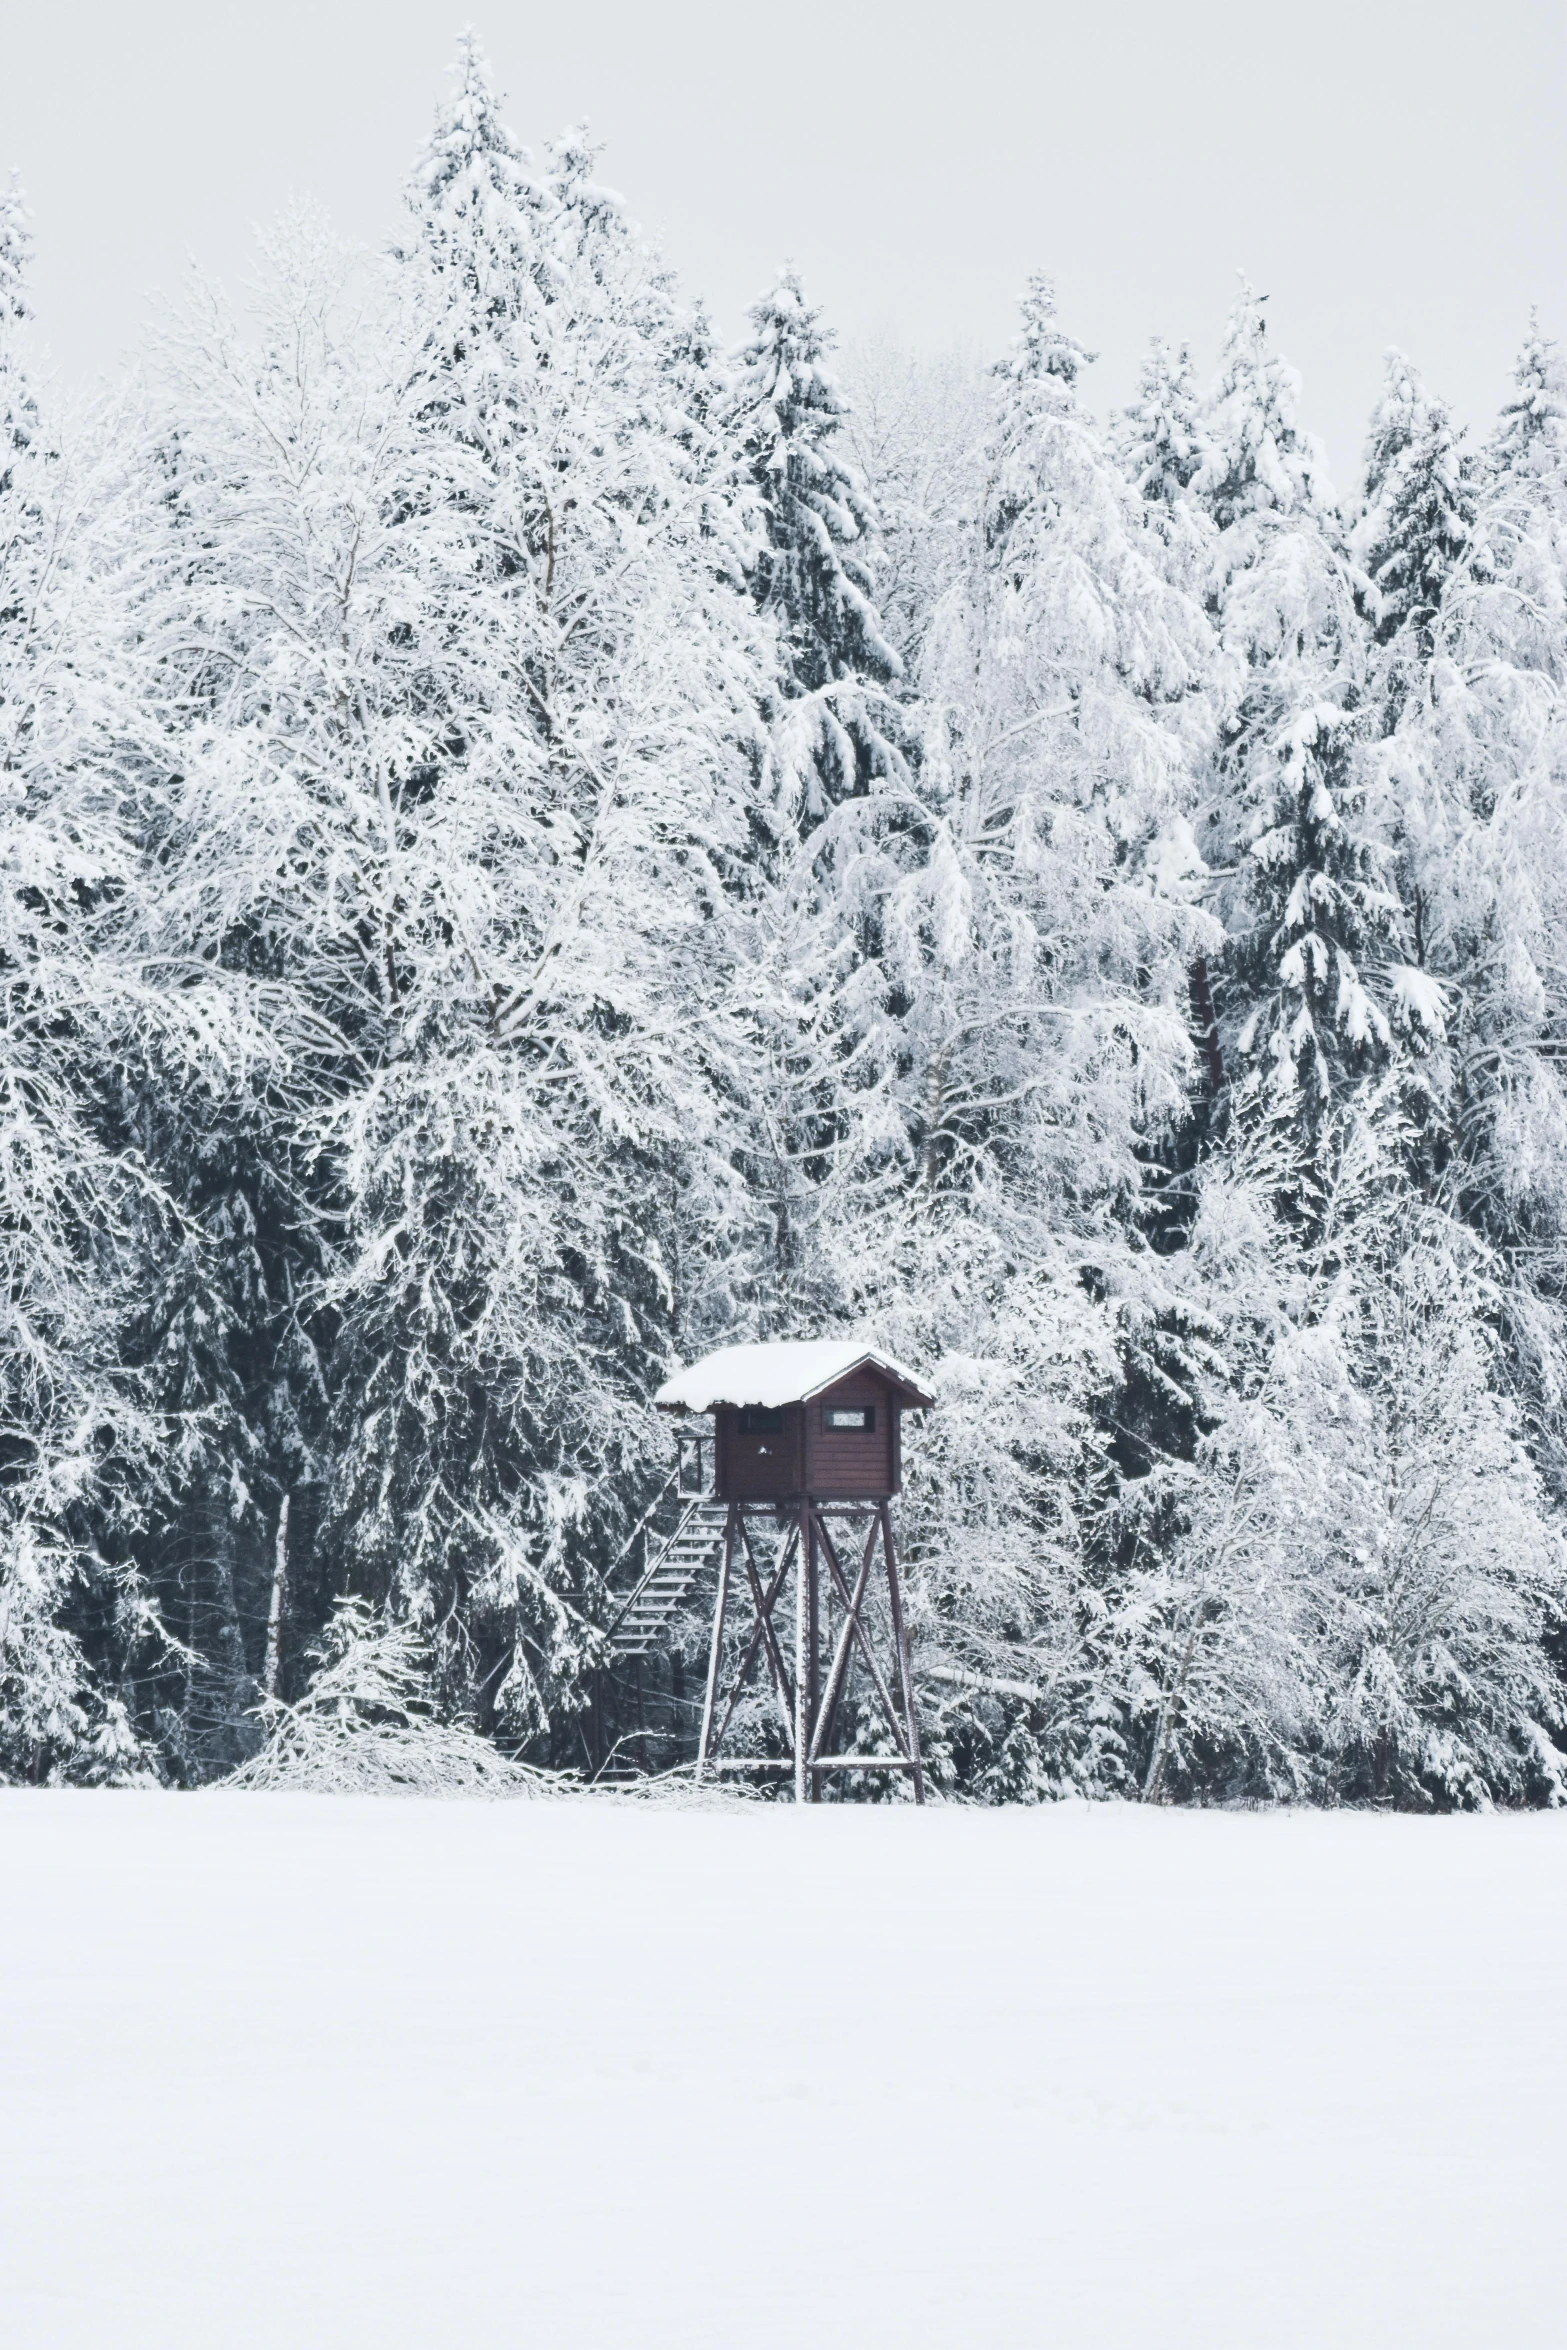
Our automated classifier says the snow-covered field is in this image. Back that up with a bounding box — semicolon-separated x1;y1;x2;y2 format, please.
3;1793;1563;2348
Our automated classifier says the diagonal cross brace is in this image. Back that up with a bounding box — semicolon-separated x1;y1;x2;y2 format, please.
738;1514;797;1746
807;1512;883;1764
811;1509;913;1766
709;1525;799;1760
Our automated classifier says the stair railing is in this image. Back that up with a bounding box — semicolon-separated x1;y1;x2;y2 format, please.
601;1464;682;1605
605;1496;706;1644
600;1434;718;1640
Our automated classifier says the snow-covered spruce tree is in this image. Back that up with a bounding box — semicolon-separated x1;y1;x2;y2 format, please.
1110;333;1222;1109
1228;712;1414;1140
1114;336;1206;505
1111;335;1215;602
841;337;988;685
1194;285;1332;535
1391;318;1567;1487
786;275;1220;1796
306;47;770;1751
1111;293;1475;1803
1317;1134;1567;1808
0;180;174;1780
721;276;918;1334
730;269;901;824
1122;1118;1343;1802
110;205;419;1773
1192;284;1441;1141
1488;311;1567;485
1352;340;1486;945
1127;1106;1567;1806
1357;351;1480;662
1335;322;1567;1502
1121;304;1567;1800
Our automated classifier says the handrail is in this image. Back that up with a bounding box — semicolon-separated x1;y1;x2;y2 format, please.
602;1465;682;1594
606;1503;694;1640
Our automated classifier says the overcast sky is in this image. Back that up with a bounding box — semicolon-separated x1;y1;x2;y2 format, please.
1;0;1562;489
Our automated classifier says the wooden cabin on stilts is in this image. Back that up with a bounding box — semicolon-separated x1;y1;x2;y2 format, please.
632;1342;934;1801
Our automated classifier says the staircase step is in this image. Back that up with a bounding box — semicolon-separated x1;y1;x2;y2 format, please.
605;1496;730;1654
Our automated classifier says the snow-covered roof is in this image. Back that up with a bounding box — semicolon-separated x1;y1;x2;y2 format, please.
655;1341;934;1413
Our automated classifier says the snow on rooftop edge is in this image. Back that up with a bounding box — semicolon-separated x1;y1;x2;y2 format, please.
655;1340;931;1411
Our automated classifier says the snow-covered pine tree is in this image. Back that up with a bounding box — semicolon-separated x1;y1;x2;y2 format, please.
1195;285;1332;533
0;173;36;483
1114;336;1206;508
787;274;1221;1794
1124;300;1567;1806
1341;354;1480;1189
1123;1102;1567;1806
841;338;988;685
1381;317;1567;1489
0;181;174;1781
1355;351;1480;676
1317;1138;1567;1808
730;268;901;824
1488;311;1567;486
307;46;770;1750
722;275;913;1333
939;275;1213;853
1108;334;1223;1099
1193;284;1437;1140
1472;317;1567;724
105;192;437;1778
1228;710;1410;1134
1111;335;1218;625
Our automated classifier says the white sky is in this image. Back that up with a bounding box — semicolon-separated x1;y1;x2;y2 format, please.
2;0;1562;490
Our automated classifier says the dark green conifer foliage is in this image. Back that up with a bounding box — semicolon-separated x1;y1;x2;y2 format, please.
735;269;896;695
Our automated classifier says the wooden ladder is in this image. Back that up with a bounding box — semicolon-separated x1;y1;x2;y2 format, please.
606;1498;728;1657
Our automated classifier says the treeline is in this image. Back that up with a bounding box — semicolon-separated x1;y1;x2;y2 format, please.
3;38;1566;1803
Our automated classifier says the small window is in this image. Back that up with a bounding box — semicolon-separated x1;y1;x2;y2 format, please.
737;1405;787;1435
823;1404;875;1433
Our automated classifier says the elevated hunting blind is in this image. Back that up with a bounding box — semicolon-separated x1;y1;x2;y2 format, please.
653;1341;935;1802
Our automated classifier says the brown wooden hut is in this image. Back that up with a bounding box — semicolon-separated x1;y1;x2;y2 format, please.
654;1340;933;1503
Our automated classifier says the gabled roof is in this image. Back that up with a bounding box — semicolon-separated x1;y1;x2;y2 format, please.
655;1340;934;1414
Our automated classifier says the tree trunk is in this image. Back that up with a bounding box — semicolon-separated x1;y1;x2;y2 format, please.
263;1492;290;1700
1189;956;1224;1093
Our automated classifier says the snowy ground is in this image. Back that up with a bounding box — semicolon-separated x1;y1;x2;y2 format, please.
3;1793;1564;2348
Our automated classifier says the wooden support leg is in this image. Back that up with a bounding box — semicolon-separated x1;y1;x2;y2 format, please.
795;1502;811;1804
695;1504;735;1782
807;1507;821;1803
881;1503;925;1805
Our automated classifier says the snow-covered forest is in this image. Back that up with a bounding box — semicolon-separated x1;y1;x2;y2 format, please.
4;35;1567;1807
